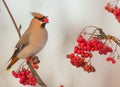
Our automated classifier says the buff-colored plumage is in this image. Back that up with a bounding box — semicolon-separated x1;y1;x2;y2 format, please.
7;12;48;70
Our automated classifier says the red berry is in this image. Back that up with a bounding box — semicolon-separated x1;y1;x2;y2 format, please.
31;81;36;86
76;49;81;54
106;57;111;61
106;57;116;64
25;70;30;75
83;46;87;51
22;68;27;72
66;53;75;59
20;76;25;80
84;53;89;58
60;85;64;87
43;17;49;23
83;65;95;73
74;46;79;53
19;79;24;84
104;5;108;10
97;43;102;49
12;71;18;78
87;41;93;46
30;77;36;82
86;45;91;51
112;59;116;64
20;71;25;76
89;53;93;58
69;53;75;58
77;35;85;43
91;47;95;51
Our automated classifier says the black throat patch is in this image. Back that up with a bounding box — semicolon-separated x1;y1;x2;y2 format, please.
41;23;46;28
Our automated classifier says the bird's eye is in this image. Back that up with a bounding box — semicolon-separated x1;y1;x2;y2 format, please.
35;16;49;23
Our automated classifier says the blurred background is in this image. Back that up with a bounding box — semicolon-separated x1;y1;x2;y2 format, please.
0;0;120;87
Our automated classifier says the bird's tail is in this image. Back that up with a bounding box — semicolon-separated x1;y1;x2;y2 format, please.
6;57;19;71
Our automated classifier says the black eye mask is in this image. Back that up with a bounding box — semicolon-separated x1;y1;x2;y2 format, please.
34;16;46;22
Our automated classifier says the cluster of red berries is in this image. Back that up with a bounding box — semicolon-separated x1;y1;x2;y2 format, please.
66;54;86;67
76;35;113;55
12;68;36;86
66;35;115;73
104;2;120;22
106;57;116;64
12;56;40;86
66;54;95;73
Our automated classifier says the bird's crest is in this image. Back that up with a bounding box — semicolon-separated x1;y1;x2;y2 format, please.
31;12;44;18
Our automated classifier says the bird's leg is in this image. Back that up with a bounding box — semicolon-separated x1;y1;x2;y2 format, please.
26;56;39;69
32;56;40;64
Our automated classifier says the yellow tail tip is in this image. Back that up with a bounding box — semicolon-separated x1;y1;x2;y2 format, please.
6;68;10;71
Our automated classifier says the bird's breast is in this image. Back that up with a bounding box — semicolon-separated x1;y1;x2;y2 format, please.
17;28;48;58
29;28;48;53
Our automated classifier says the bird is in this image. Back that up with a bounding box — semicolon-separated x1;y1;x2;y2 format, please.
6;12;49;70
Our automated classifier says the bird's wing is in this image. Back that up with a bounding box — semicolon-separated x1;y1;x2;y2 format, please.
10;30;31;60
15;29;30;48
6;30;31;70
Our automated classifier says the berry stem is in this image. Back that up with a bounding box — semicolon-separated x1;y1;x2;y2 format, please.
79;26;99;35
88;29;98;40
112;43;118;58
111;35;120;47
97;28;106;37
16;61;25;72
87;58;91;65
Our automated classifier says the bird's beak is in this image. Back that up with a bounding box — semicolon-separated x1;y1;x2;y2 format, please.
44;16;49;23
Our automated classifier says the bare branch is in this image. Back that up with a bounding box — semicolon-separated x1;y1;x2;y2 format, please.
2;0;21;38
27;61;47;87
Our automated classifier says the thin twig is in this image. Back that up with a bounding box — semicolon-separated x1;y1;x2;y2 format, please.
2;0;21;38
2;0;47;86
